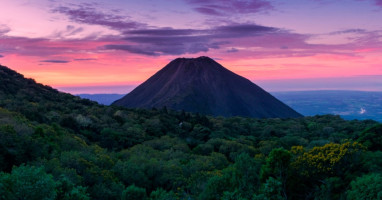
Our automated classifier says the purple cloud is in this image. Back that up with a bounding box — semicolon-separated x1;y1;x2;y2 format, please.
65;25;84;35
0;54;3;58
53;5;145;31
105;24;278;55
213;24;277;38
329;29;366;35
0;25;10;36
0;37;59;57
194;7;224;16
372;0;382;6
227;47;239;53
357;0;382;7
104;45;160;56
125;28;203;36
40;60;70;63
50;25;85;39
107;22;382;58
0;34;119;58
185;0;272;15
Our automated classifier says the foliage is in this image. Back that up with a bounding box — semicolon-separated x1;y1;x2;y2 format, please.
347;173;382;200
149;188;177;200
292;142;364;177
357;124;382;151
0;165;57;200
122;185;147;200
254;177;284;200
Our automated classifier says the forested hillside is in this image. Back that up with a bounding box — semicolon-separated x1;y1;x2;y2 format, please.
1;65;382;199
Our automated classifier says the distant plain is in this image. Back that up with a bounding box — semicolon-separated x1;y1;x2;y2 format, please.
79;90;382;122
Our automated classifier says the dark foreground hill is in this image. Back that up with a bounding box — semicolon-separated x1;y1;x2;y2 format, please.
113;56;302;118
0;64;381;200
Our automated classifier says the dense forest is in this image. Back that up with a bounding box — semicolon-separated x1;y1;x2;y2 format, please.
1;65;382;200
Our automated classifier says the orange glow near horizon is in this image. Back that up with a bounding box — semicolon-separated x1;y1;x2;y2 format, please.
2;51;380;89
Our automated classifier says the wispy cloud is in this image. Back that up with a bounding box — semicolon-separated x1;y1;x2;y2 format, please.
329;29;366;35
0;34;116;58
185;0;272;16
0;54;4;58
51;25;84;39
74;58;97;61
40;60;70;63
104;44;163;56
53;4;145;31
227;47;239;53
0;24;10;36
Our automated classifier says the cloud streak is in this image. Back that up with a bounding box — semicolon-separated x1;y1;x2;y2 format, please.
0;25;10;36
329;29;366;35
53;4;145;31
185;0;272;15
74;58;97;61
40;60;70;63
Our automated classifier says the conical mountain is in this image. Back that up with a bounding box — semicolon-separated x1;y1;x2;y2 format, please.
113;56;302;118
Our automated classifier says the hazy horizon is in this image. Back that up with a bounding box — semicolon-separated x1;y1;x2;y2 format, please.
57;75;382;94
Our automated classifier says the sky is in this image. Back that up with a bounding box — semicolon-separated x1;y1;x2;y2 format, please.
0;0;381;94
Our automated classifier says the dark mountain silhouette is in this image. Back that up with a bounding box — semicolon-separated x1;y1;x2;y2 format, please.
113;56;302;118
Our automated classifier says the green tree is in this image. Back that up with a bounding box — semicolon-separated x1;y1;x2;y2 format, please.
254;177;284;200
149;188;177;200
231;153;261;197
0;165;57;200
347;173;382;200
56;176;90;200
261;148;291;199
314;177;345;200
122;185;147;200
199;173;230;200
199;153;261;200
358;124;382;151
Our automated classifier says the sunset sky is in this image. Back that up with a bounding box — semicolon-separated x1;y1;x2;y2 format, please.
0;0;381;93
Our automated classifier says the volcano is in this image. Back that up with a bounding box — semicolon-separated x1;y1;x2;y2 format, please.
113;56;302;118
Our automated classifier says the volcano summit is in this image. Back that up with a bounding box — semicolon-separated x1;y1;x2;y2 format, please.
113;56;302;118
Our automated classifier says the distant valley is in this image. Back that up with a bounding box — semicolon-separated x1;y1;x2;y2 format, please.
273;90;382;122
80;90;382;122
78;94;124;105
